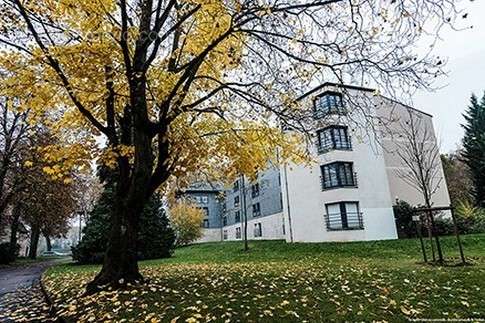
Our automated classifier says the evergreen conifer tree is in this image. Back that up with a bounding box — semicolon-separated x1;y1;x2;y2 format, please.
72;172;175;264
461;93;485;207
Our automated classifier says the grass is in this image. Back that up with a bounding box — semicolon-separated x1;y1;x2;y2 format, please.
42;234;485;322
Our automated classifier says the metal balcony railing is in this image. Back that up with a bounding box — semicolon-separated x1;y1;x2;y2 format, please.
320;172;358;191
324;212;364;231
317;140;352;154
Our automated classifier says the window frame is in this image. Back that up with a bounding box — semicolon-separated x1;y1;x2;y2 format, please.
320;161;357;190
251;183;260;198
202;219;209;228
324;201;363;231
313;91;345;118
317;126;352;153
254;223;262;237
252;202;261;217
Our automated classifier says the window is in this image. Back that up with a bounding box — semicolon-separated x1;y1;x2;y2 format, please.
314;92;345;118
317;126;351;153
235;211;241;223
236;227;242;239
202;219;209;228
321;162;356;190
233;180;239;192
279;192;283;210
234;196;240;207
251;183;260;198
252;203;261;217
202;207;209;217
201;196;208;204
254;223;262;237
223;230;228;240
325;202;363;230
222;216;227;226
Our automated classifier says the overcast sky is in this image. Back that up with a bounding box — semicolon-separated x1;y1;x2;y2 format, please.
413;0;485;153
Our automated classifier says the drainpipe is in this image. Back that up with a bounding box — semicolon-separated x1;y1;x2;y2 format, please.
283;163;294;243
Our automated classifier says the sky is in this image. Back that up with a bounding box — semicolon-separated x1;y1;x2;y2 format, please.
413;0;485;153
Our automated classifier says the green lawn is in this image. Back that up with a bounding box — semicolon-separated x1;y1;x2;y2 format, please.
43;234;485;322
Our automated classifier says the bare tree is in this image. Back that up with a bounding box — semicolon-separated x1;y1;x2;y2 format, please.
395;110;444;263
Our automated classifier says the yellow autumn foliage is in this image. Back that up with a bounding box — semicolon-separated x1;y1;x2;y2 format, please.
169;201;204;245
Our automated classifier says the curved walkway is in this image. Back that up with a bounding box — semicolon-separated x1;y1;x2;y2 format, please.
0;260;61;322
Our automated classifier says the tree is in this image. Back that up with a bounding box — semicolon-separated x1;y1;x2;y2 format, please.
461;93;485;207
441;150;473;207
394;110;444;263
72;181;176;264
170;201;204;246
0;98;29;230
0;0;458;292
19;131;78;259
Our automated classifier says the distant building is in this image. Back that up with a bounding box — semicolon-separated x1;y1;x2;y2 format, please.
183;83;451;243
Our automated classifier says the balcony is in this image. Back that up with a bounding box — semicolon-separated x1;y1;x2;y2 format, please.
317;140;352;154
324;212;364;231
320;172;358;191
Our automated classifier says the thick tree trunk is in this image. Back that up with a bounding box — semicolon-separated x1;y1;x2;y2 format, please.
28;224;40;259
85;194;146;294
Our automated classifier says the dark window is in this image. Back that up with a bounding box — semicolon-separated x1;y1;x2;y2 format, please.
325;202;363;230
236;227;242;239
279;192;283;210
202;207;209;217
233;180;239;192
254;223;262;237
234;196;240;207
251;183;260;198
235;211;241;223
321;162;357;190
202;219;209;228
314;92;345;118
317;126;352;153
252;203;261;217
222;216;227;226
223;230;228;240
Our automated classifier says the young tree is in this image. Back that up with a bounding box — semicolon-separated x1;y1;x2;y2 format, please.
170;201;204;246
0;0;458;291
461;93;485;207
394;110;444;262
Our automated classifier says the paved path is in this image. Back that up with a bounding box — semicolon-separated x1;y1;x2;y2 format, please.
0;260;60;322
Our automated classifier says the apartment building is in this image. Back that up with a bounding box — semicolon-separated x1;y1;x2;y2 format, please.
183;83;451;243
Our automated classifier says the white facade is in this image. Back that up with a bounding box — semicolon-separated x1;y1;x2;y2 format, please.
195;83;450;243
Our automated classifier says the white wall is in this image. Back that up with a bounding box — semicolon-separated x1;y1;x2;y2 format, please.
222;212;285;241
281;85;398;243
196;228;222;243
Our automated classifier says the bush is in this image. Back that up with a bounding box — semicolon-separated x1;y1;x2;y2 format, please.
393;200;415;238
169;201;204;246
0;242;19;264
72;186;175;264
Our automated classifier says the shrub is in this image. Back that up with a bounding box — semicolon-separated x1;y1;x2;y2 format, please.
0;242;19;264
393;200;415;238
169;201;204;246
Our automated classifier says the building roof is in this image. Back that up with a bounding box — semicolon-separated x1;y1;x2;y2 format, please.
183;181;223;193
297;82;433;118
